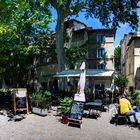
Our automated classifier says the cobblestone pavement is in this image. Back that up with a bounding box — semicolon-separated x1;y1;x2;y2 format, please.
0;107;140;140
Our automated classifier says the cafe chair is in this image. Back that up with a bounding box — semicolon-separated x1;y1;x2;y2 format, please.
102;97;110;112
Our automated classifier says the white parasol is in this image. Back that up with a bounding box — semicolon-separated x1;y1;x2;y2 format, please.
74;62;86;102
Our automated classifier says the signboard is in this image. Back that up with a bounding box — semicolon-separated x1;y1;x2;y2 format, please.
68;101;84;128
12;88;29;115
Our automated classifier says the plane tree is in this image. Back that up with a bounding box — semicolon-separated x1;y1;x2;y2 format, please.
0;0;52;88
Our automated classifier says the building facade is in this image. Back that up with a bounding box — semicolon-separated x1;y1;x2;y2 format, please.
87;29;115;70
63;21;116;93
36;19;116;93
125;36;140;90
120;33;134;75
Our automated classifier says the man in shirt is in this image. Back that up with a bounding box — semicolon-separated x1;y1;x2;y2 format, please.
119;94;138;125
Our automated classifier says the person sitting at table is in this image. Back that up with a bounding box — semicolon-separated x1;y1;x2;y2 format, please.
119;94;138;125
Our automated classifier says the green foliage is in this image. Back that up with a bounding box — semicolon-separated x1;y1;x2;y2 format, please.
0;0;54;87
65;43;87;69
86;0;139;29
23;45;41;56
114;74;129;89
132;90;140;104
57;97;73;115
31;90;52;109
114;45;121;69
49;0;139;29
0;0;14;24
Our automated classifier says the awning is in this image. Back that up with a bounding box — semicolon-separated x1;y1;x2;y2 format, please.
54;69;114;78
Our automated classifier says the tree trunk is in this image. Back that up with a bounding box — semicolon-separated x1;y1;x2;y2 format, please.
55;11;66;91
2;77;6;90
33;56;37;91
56;11;65;72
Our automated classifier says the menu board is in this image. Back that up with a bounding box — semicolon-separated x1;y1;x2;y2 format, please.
12;88;29;114
16;90;27;108
70;101;84;120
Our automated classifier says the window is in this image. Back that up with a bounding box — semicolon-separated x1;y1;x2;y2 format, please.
97;34;106;43
97;63;106;70
93;48;106;58
97;64;101;69
92;63;106;70
92;63;97;69
101;63;106;70
74;25;80;31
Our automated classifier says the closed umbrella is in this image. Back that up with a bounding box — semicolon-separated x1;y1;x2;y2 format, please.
74;62;86;102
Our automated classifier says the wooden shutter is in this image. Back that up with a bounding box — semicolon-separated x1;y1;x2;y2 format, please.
101;63;106;70
101;48;106;58
102;34;106;43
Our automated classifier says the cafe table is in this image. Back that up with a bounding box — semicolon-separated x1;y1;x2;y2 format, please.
85;101;103;117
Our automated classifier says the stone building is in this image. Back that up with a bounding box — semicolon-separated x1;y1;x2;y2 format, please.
55;20;116;95
125;36;140;90
36;19;116;93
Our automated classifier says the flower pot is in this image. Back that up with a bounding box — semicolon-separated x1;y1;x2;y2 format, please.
32;107;48;116
61;114;69;124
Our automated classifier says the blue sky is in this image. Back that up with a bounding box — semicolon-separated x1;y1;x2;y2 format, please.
48;8;136;47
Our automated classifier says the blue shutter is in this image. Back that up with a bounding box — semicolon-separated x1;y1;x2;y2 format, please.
101;48;106;58
93;63;97;69
101;63;106;70
96;35;98;43
102;34;106;43
93;48;97;58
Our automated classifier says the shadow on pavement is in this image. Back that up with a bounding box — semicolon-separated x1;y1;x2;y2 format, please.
0;109;27;122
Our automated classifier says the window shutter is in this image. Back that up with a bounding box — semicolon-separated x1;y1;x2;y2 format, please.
101;48;106;58
93;48;97;58
96;35;99;43
101;63;106;70
103;34;106;43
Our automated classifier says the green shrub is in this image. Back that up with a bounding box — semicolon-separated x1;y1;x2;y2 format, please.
132;90;140;104
57;97;73;115
31;91;52;109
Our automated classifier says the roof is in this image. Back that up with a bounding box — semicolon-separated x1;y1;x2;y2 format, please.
73;27;116;39
54;69;114;77
89;29;117;37
127;36;140;46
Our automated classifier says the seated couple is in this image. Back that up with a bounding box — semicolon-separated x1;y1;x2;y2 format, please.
119;94;138;125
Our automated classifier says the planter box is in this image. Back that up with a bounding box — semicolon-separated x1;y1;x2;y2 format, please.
32;107;48;116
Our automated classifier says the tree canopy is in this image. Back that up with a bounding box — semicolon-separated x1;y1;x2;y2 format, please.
0;0;53;87
114;74;129;92
114;45;121;70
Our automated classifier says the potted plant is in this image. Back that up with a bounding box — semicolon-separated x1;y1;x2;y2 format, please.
132;90;140;112
57;97;73;124
31;90;52;116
